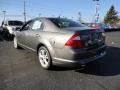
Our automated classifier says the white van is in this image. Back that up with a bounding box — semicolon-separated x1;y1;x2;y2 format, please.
1;20;23;35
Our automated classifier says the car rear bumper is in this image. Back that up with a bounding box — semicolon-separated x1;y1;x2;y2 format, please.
52;46;106;66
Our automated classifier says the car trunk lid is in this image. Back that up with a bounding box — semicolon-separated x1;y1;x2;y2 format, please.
77;30;104;50
63;27;105;50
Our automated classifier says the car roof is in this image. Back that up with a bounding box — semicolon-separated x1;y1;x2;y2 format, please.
32;17;67;21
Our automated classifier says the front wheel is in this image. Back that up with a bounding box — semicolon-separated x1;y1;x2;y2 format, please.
38;46;52;70
13;37;19;49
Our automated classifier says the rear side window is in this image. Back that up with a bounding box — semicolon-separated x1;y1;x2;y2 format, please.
31;20;43;30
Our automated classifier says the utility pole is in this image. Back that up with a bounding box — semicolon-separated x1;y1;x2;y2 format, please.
23;0;26;23
2;11;6;22
93;0;100;23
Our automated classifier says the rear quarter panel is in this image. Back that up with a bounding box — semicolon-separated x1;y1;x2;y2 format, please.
36;30;74;59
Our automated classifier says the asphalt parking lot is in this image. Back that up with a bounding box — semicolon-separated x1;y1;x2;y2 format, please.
0;31;120;90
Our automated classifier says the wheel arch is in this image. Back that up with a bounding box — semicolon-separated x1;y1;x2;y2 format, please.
36;42;55;60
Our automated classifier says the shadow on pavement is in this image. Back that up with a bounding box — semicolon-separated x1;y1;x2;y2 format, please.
0;35;4;42
0;31;4;41
44;46;120;76
76;46;120;76
105;29;120;32
0;32;14;42
51;65;84;71
50;46;120;76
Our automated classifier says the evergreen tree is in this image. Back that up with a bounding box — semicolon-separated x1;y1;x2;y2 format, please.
104;5;119;24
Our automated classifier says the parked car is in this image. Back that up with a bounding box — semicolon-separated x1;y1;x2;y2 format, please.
116;24;120;30
14;17;106;69
98;24;120;32
108;24;117;29
1;20;23;35
98;23;109;32
82;23;100;29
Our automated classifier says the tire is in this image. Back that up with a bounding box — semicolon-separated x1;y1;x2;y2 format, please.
38;46;52;70
13;37;19;49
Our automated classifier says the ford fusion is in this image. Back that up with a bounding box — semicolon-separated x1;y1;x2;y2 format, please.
14;18;106;69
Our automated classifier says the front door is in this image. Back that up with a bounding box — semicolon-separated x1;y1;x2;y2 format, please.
17;20;33;47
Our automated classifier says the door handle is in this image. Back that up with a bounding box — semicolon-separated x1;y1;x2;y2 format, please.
35;34;40;37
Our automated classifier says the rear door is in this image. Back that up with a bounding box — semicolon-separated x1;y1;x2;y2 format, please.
24;19;43;50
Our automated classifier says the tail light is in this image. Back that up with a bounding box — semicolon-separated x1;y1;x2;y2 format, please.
65;33;84;48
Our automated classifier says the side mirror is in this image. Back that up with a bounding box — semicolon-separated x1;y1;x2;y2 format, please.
15;27;21;31
23;26;29;30
5;24;7;26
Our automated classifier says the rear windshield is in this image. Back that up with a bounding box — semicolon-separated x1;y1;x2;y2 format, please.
8;21;23;26
49;18;85;28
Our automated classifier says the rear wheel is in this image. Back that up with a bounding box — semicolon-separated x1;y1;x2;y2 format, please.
38;46;52;70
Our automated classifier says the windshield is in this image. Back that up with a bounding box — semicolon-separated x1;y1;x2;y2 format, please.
8;21;23;26
49;18;85;28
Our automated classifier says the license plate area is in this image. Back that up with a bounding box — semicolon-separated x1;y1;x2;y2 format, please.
90;32;102;43
83;32;103;48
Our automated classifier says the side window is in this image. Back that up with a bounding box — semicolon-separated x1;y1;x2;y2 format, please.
31;20;42;30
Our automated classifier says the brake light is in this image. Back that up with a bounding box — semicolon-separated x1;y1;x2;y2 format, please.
65;33;84;48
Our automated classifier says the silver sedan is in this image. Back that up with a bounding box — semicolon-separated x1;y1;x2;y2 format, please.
14;18;106;69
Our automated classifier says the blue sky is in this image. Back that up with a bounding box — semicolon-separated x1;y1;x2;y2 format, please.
0;0;120;23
